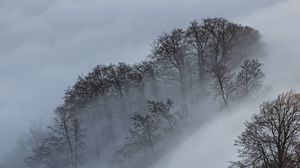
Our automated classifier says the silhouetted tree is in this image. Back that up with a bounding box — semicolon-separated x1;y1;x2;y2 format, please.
37;105;84;168
186;20;210;81
203;18;237;66
120;100;186;160
121;112;158;160
26;135;68;168
130;61;157;102
211;63;235;107
106;63;132;100
230;26;262;65
151;28;191;99
236;59;265;96
230;91;300;168
147;99;186;130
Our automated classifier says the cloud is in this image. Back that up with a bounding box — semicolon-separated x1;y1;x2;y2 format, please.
0;0;281;161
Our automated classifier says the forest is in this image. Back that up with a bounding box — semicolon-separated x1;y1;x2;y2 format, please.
1;17;267;168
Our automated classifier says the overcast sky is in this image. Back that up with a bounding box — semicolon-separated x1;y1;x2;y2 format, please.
0;0;284;161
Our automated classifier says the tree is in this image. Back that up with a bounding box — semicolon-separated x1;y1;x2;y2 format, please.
230;26;262;65
25;135;69;168
106;63;132;100
138;61;160;97
130;61;157;102
0;121;46;168
147;99;186;130
211;63;235;107
121;112;158;160
151;28;191;99
89;65;112;97
186;20;210;81
201;18;262;70
236;59;265;96
120;100;186;160
85;65;116;151
27;105;84;168
203;18;237;66
230;91;300;168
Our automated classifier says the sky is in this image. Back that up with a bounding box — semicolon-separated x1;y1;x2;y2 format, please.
0;0;295;164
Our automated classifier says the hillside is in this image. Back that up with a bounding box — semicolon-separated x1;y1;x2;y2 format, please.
0;18;265;168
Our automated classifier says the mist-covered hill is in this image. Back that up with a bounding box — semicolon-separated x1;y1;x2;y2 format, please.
0;17;266;168
2;1;300;168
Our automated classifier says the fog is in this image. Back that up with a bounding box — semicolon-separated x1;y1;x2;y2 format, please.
150;0;300;167
0;0;298;167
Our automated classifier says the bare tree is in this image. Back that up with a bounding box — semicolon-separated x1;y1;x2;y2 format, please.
186;20;210;81
89;65;112;97
45;105;84;168
25;124;70;168
0;121;47;168
106;63;132;100
236;59;265;96
147;99;186;130
211;63;235;107
130;61;157;102
151;28;191;99
121;112;158;161
119;99;186;160
230;91;300;168
203;18;237;66
230;26;262;65
140;61;160;97
201;18;262;70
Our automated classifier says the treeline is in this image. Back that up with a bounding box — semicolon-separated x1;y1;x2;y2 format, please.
0;18;265;168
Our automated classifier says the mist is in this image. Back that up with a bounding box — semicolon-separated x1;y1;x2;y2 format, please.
150;0;300;167
1;0;299;168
